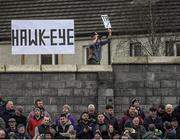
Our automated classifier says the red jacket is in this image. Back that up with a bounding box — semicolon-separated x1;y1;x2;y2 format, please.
27;116;43;138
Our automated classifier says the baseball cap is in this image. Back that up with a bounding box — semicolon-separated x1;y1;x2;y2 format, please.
90;32;99;37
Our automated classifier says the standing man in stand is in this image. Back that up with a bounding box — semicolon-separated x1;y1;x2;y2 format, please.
88;28;112;65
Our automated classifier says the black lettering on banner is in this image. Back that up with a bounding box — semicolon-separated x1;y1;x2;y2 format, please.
59;29;65;45
20;29;27;46
67;29;74;45
39;29;46;46
50;29;57;46
29;29;38;46
12;29;19;46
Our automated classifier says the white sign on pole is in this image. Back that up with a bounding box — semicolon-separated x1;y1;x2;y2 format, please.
101;15;111;28
11;20;74;54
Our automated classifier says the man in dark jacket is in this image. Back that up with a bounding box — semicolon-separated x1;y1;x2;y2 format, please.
1;100;15;127
34;116;50;137
103;105;119;133
144;107;163;131
56;113;74;139
76;111;96;139
13;106;27;127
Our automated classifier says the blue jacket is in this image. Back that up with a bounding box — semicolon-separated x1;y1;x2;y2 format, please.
89;39;110;62
76;120;96;139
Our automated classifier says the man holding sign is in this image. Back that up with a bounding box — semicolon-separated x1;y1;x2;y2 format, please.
88;15;112;65
88;28;112;64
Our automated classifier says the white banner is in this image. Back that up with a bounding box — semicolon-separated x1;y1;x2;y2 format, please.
11;20;74;54
101;15;111;28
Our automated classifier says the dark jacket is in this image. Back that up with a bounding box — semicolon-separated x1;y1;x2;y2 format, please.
2;109;15;127
104;112;119;132
88;39;110;63
176;126;180;139
96;122;109;139
132;125;146;139
174;105;180;124
0;117;5;129
35;124;50;136
144;116;163;131
55;113;76;129
89;112;98;124
57;120;74;139
14;133;30;139
162;112;176;123
13;114;27;127
76;120;96;139
163;129;176;139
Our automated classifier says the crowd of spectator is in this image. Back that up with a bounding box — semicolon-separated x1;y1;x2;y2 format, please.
0;96;180;139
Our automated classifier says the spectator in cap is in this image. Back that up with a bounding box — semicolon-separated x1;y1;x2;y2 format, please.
88;104;98;124
14;124;30;139
131;98;145;120
144;107;163;131
27;99;50;122
13;105;27;127
6;118;17;138
27;107;44;138
88;28;112;64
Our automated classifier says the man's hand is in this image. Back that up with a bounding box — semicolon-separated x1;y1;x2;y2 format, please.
107;28;112;39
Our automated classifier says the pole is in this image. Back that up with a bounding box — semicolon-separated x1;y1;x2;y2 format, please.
61;54;64;64
21;55;25;65
52;54;55;65
108;42;111;64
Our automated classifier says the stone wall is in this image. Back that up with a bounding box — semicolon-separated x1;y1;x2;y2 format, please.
113;57;180;115
0;57;180;118
0;65;113;119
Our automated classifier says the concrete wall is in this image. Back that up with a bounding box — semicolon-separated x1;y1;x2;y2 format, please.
0;57;180;119
0;40;109;65
0;65;113;118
